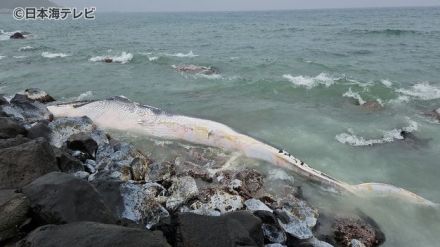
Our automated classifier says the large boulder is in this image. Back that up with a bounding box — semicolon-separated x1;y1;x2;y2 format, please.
155;211;263;247
0;117;27;139
53;148;84;173
17;221;170;247
1;95;53;123
22;172;116;224
0;191;30;242
26;121;51;140
23;89;55;103
0;138;59;189
0;136;30;149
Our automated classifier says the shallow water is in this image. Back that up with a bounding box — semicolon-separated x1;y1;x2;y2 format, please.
1;7;440;246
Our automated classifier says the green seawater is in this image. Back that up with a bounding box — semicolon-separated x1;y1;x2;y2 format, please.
1;7;440;246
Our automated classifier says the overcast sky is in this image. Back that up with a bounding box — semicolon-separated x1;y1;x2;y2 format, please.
54;0;440;12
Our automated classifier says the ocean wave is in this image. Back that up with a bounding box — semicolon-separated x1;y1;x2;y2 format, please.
0;55;5;60
388;95;410;105
350;29;420;36
139;52;160;61
396;82;440;100
76;91;93;101
19;46;35;51
89;52;133;64
194;73;223;80
41;52;70;58
343;88;366;105
13;55;27;59
381;79;393;88
283;73;337;89
336;119;418;147
165;51;198;58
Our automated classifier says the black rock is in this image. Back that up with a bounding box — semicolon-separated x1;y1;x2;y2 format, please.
0;138;59;189
26;121;51;140
0;117;27;139
91;179;124;219
8;94;53;123
0;191;31;243
23;172;116;224
10;32;25;39
66;133;98;159
53;148;84;173
0;136;30;149
155;211;264;247
17;222;171;247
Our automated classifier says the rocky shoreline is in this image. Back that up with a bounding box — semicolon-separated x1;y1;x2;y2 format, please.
0;89;386;247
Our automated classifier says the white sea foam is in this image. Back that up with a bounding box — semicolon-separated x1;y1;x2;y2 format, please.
336;119;418;146
19;46;34;51
76;91;93;101
41;52;70;58
165;51;199;58
283;73;337;89
148;56;159;61
89;52;133;64
396;82;440;100
381;79;393;88
0;55;5;60
13;55;27;59
343;87;366;105
268;169;295;184
388;95;410;105
194;73;223;80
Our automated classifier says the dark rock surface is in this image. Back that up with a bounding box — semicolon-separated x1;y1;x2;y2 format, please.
0;191;30;242
66;132;98;159
53;148;85;173
23;89;55;103
0;138;59;189
26;121;51;140
155;211;263;247
0;117;27;139
10;32;25;39
23;172;116;224
17;221;171;247
0;136;30;149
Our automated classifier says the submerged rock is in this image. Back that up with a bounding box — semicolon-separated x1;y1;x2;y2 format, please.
360;100;383;111
275;209;313;240
245;198;273;213
23;172;116;224
173;64;218;75
23;88;55;103
17;221;170;247
147;161;175;184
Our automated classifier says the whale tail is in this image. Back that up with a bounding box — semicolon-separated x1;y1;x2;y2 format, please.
350;183;438;207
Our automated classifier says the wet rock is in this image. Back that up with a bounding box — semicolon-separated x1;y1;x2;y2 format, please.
245;198;273;212
17;221;171;247
130;157;149;181
0;191;30;242
66;132;98;159
296;237;334;247
0;135;30;149
91;179;124;219
191;188;243;214
73;171;90;179
278;197;318;228
23;88;55;103
351;239;366;247
157;211;263;247
166;176;198;211
2;94;53;123
0;138;58;189
266;244;287;247
314;212;385;247
173;64;218;75
104;58;113;63
234;169;265;198
10;32;25;39
48;116;96;148
53;148;84;173
23;172;116;224
26;121;51;140
262;224;287;244
147;161;175;184
275;209;313;240
0;117;27;139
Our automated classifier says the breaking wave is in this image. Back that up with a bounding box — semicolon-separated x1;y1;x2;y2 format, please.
19;46;35;51
350;29;421;36
0;55;5;60
396;82;440;100
165;51;199;58
89;52;133;64
336;119;418;146
381;79;393;88
283;73;337;89
76;91;93;101
41;52;70;58
343;88;365;105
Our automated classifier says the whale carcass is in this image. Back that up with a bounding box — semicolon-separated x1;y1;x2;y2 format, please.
47;97;438;207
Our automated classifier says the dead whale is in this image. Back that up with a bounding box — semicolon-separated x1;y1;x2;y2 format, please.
47;97;438;207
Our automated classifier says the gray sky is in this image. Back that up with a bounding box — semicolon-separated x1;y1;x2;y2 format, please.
54;0;440;12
